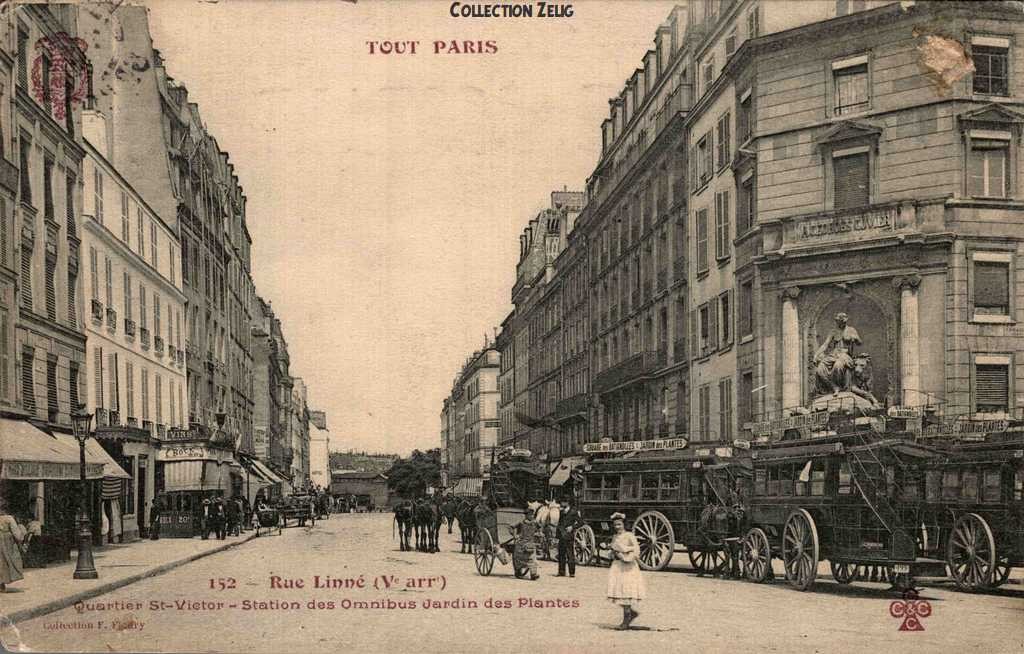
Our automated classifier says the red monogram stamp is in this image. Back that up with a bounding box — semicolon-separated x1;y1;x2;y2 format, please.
30;32;90;120
889;589;932;631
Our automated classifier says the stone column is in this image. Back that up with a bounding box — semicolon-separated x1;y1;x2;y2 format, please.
781;287;802;411
895;275;922;406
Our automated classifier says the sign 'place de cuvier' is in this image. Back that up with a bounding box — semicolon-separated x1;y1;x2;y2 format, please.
583;438;688;454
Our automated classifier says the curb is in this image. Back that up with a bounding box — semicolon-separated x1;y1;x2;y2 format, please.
6;532;258;625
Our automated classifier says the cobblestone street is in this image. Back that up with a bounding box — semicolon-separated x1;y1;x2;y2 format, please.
5;513;1022;653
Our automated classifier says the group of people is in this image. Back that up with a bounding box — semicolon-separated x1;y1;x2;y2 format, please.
508;501;646;630
146;493;252;541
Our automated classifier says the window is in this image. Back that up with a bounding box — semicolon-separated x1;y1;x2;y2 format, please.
44;259;55;320
123;272;133;321
725;27;737;58
0;308;8;401
141;368;149;421
983;469;1002;503
0;199;6;269
702;57;715;95
975;356;1010;415
181;238;190;287
968;134;1009;198
747;6;759;38
154;293;161;335
88;247;98;301
21;347;34;413
20;245;32;310
719;377;733;440
121;192;130;243
832;55;869;116
737;89;752;145
69;361;79;412
19;137;31;205
698;385;711;440
739;370;754;427
972;253;1011;318
17;26;28;89
107;352;117;419
833;148;870;209
716;112;731;170
126;361;134;419
67;270;76;328
139;285;147;328
137;207;145;255
150;221;158;267
739;279;754;337
972;37;1009;96
43;157;54;221
696;208;709;273
104;257;112;307
93;169;103;222
65;173;76;239
719;289;732;346
714;191;730;260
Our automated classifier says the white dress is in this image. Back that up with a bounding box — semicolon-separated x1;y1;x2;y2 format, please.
606;531;646;606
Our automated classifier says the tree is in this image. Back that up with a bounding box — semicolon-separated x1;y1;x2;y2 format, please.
385;449;442;498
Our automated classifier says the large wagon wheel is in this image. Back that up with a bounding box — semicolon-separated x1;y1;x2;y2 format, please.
688;548;728;575
781;509;819;591
830;561;855;585
633;511;675;571
990;555;1012;588
947;513;996;591
474;530;495;576
742;527;773;583
574;525;596;567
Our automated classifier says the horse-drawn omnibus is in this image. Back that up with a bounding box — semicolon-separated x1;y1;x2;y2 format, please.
576;441;750;573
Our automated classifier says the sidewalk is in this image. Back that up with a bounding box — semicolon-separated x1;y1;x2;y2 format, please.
1;530;258;624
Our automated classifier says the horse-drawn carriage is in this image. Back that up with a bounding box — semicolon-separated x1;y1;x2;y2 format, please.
277;493;318;528
577;446;750;574
253;504;284;536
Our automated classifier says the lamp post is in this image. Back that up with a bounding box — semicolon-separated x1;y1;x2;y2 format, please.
71;405;98;580
215;410;227;498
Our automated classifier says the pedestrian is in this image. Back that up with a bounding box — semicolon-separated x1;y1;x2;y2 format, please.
213;497;227;540
606;512;645;630
225;496;240;536
0;498;26;592
149;494;163;541
556;499;582;578
201;498;213;540
511;507;540;581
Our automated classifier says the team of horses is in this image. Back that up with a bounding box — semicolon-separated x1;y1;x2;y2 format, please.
392;496;562;555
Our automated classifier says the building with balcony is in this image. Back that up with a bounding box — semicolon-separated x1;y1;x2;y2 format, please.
579;6;693;446
77;4;257;478
308;409;329;491
251;296;292;482
78;109;187;539
290;377;310;485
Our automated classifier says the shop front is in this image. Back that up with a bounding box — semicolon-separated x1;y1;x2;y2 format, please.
155;443;237;538
91;424;158;541
0;418;106;565
237;454;286;506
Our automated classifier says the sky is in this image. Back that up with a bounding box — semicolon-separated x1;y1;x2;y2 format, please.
142;0;681;456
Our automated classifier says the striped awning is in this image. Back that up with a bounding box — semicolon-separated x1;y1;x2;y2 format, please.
53;434;131;479
453;477;483;497
163;460;232;492
0;419;104;480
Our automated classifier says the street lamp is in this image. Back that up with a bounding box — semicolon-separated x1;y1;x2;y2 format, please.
71;404;98;580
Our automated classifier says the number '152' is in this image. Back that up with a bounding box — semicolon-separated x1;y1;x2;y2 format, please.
209;577;236;590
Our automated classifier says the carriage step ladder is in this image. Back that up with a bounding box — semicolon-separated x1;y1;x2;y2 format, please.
846;438;917;555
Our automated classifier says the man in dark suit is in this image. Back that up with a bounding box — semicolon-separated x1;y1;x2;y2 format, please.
556;499;583;577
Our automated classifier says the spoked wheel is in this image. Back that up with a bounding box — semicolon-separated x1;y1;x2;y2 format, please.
633;511;675;571
574;525;596;567
782;509;819;591
474;530;495;576
830;561;855;585
743;527;773;583
539;531;558;562
989;555;1012;588
946;512;996;591
689;548;729;575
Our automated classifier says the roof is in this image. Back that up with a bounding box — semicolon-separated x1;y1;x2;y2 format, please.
332;471;388;481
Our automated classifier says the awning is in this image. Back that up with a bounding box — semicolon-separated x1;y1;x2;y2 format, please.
0;418;104;480
453;477;483;496
53;434;131;479
162;460;232;492
241;456;284;485
549;456;587;486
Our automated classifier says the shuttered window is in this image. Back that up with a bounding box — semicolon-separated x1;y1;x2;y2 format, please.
65;173;76;239
93;169;103;222
137;207;145;256
45;259;56;320
69;362;79;413
21;347;35;413
89;247;98;301
833;63;868;116
46;357;57;418
155;373;162;424
974;260;1010;315
20;247;32;310
699;385;711;441
125;362;134;419
699;304;710;354
139;285;147;328
708;296;719;352
67;271;76;328
696;208;709;273
93;346;103;408
715;191;730;260
719;378;733;440
968;140;1008;198
124;271;133;321
169;379;176;428
108;352;118;417
739;280;754;337
720;290;732;346
976;363;1009;413
716;112;731;169
121;192;130;243
0;198;7;268
833;151;869;209
141;368;149;421
104;256;112;306
739;371;754;427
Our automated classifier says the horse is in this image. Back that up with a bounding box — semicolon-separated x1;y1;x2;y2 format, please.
393;501;414;552
455;498;479;554
413;498;441;552
440;496;459;534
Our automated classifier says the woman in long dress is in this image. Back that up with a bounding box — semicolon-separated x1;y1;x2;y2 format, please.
606;512;645;629
0;499;26;592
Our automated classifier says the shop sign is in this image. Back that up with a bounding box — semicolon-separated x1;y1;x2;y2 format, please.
750;412;828;436
157;445;232;463
582;437;688;454
887;407;922;418
791;205;895;244
162;428;201;442
919;419;1010;438
159;511;196;538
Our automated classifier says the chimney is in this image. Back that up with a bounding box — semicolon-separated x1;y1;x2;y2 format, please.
82;108;111;160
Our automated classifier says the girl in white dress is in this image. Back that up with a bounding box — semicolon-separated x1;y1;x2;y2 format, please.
0;499;26;592
606;512;645;629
